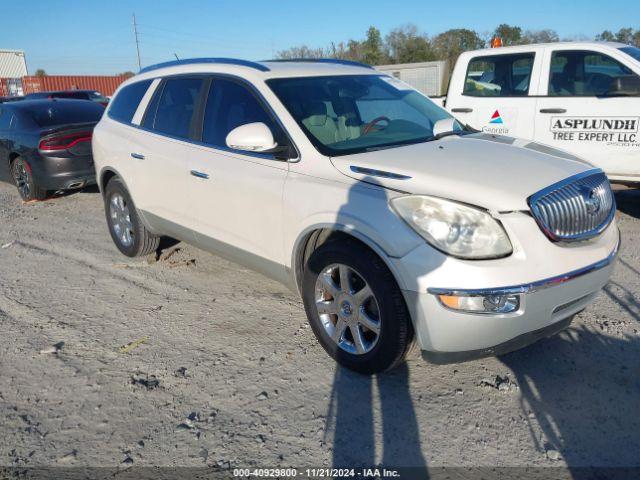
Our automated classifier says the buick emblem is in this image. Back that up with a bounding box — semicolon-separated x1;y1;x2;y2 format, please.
580;186;601;215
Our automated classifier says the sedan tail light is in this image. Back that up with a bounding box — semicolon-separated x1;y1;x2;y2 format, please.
39;131;93;151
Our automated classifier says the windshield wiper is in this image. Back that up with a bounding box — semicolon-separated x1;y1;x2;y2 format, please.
432;130;463;140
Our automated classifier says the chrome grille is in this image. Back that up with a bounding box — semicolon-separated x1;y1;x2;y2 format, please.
529;170;615;242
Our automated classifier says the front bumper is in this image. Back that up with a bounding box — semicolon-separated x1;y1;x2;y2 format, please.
421;315;574;364
394;217;619;358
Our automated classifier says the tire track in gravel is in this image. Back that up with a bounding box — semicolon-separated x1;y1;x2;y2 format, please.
7;239;171;298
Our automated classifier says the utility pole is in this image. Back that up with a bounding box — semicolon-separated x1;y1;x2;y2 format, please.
132;13;141;71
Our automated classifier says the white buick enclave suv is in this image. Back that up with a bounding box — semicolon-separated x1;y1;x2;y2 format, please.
92;58;619;373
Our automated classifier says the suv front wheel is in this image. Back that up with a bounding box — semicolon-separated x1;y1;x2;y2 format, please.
104;177;160;257
302;239;414;374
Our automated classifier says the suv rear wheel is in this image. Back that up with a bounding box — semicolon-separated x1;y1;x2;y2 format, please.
104;177;159;257
302;239;414;374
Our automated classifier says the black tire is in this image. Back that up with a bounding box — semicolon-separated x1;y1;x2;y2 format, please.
302;239;414;374
104;176;159;257
11;157;48;201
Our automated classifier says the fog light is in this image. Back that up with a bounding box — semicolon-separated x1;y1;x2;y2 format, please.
437;293;520;314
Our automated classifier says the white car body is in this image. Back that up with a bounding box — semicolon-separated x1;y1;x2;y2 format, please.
92;59;619;368
441;42;640;184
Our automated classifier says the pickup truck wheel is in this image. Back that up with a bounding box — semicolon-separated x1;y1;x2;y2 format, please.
104;177;159;257
302;240;413;374
11;157;47;201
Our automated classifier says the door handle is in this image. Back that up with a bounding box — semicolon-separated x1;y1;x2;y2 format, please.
131;153;145;160
190;170;210;180
451;107;473;113
539;108;567;114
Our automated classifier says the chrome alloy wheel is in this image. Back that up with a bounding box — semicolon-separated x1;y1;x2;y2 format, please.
12;161;30;199
314;263;381;355
109;193;134;248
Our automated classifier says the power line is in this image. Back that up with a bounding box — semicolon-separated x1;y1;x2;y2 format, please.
138;23;264;47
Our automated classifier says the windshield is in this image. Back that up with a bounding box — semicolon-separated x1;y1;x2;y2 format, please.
620;46;640;63
267;75;460;156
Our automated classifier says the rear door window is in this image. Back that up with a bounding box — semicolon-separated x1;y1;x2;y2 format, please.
549;50;639;96
146;77;204;139
464;53;535;97
108;80;152;124
202;78;282;149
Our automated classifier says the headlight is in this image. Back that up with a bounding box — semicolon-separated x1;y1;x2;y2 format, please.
389;195;512;259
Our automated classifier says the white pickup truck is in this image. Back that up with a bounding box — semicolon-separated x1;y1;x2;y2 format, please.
436;42;640;184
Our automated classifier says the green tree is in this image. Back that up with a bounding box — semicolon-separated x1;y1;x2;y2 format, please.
360;26;388;65
386;24;435;63
34;69;46;77
614;27;636;45
595;30;616;42
493;24;523;45
432;28;485;71
596;28;640;46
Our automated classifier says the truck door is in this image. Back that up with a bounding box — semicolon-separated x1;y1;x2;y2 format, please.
534;47;640;180
445;51;539;140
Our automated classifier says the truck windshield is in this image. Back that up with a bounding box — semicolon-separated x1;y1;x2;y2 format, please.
267;75;461;156
620;46;640;62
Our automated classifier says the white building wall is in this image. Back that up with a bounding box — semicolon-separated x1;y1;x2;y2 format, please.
0;50;28;78
376;60;450;97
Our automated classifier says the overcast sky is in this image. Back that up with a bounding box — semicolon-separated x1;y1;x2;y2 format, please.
0;0;634;75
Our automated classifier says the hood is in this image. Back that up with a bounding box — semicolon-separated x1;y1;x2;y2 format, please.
330;133;595;211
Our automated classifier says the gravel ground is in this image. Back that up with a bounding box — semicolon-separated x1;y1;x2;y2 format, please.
0;180;638;476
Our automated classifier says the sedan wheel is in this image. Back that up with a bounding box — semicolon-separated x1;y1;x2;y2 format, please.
12;160;31;200
314;263;381;355
10;157;47;201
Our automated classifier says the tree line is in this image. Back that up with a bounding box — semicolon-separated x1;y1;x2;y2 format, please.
276;24;640;68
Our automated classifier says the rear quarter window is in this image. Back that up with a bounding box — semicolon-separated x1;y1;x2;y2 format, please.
108;80;152;124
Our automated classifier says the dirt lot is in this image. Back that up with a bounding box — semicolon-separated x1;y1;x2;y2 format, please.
0;180;639;476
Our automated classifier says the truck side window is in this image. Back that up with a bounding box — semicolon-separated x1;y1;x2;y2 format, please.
549;50;638;96
463;53;535;97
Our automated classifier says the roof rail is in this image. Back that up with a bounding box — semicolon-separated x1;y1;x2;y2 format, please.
139;58;270;74
264;58;374;69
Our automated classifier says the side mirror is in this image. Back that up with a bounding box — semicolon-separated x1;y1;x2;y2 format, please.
432;118;461;137
225;122;277;153
609;75;640;96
